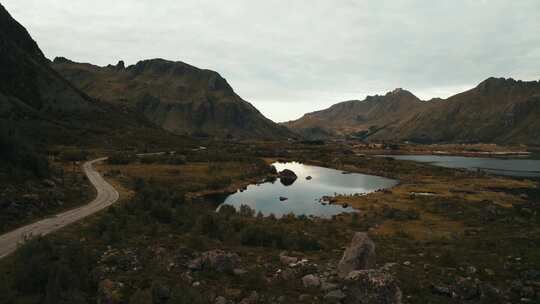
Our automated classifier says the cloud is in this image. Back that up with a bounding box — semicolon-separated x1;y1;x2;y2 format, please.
4;0;540;122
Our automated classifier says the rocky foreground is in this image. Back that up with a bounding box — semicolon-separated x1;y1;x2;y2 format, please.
97;232;403;304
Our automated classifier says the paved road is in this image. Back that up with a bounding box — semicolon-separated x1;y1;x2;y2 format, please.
0;157;119;259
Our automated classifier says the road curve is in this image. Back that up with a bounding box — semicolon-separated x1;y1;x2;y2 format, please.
0;157;119;259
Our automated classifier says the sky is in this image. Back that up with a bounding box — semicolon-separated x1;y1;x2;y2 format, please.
3;0;540;122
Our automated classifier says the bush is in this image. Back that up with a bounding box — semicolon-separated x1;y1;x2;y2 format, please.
239;222;321;251
218;204;237;217
108;152;135;165
11;236;94;301
0;127;50;178
151;203;173;223
238;205;255;217
194;214;221;238
207;177;231;190
60;150;88;162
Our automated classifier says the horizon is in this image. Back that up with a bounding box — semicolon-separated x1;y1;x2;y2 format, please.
4;0;540;122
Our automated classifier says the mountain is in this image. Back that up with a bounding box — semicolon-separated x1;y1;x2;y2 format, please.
285;88;436;140
52;58;292;139
0;3;95;117
0;3;175;149
285;78;540;145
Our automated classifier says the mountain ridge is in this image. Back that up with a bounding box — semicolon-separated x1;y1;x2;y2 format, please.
52;57;293;139
285;78;540;145
0;3;190;149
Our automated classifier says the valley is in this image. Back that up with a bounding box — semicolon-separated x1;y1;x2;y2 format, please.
1;2;540;304
1;141;539;304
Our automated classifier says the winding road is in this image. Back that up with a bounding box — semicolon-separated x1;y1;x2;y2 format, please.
0;157;119;259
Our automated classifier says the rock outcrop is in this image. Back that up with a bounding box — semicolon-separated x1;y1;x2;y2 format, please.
188;250;241;274
345;269;403;304
278;169;298;186
337;232;376;278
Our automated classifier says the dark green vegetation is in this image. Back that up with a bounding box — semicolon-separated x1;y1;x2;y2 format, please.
0;2;197;232
0;179;338;303
286;78;540;145
1;142;539;303
1;2;540;303
0;126;95;233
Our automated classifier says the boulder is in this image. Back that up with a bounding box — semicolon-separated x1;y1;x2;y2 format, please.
337;232;376;278
324;290;346;302
152;284;171;304
188;250;240;273
279;169;298;186
345;269;402;304
280;254;298;265
239;291;259;304
43;179;56;188
302;274;321;288
215;296;227;304
233;268;247;276
321;282;339;292
279;268;296;281
298;294;311;301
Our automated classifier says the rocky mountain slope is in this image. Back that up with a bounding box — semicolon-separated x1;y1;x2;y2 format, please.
285;88;436;140
0;3;95;119
286;78;540;145
52;58;292;139
0;3;170;148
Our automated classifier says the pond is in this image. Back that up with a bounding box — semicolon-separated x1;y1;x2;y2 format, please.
217;162;398;218
384;155;540;177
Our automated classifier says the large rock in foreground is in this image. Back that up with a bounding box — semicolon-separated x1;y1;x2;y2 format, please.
338;232;376;278
344;269;402;304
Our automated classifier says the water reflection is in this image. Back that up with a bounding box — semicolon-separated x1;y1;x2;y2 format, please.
217;162;398;218
384;155;540;177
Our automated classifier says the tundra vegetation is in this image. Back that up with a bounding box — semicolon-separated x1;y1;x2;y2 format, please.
0;141;539;303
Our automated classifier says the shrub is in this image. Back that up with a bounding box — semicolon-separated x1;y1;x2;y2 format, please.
0;127;50;178
207;177;231;190
60;150;88;162
11;236;94;301
108;152;135;165
151;203;173;223
238;205;255;217
217;204;237;217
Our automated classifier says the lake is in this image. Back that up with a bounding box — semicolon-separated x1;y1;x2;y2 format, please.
384;155;540;177
217;162;398;218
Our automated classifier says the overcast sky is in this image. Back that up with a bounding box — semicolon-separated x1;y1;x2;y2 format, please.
4;0;540;122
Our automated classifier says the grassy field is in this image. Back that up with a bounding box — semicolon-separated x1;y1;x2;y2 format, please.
1;141;539;303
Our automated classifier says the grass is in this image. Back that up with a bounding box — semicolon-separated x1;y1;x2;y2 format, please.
1;141;539;303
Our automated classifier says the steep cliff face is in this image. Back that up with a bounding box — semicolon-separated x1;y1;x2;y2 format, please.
0;3;104;146
53;58;292;139
286;78;540;145
0;4;179;148
0;4;94;114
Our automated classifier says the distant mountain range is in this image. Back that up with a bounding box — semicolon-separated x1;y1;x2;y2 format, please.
51;57;292;139
285;78;540;145
2;2;539;146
